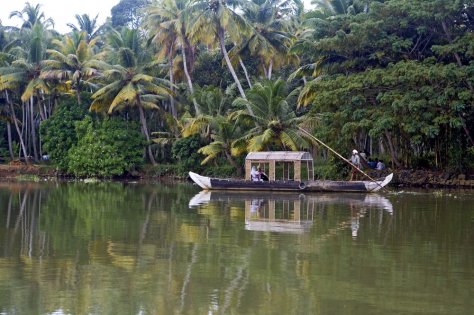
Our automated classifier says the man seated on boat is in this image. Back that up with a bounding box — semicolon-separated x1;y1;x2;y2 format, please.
251;166;260;181
376;159;385;170
258;167;269;181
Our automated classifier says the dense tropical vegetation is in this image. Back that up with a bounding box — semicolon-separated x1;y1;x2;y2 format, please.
0;0;473;178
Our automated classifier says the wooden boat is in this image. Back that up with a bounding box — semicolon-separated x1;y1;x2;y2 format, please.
189;151;393;193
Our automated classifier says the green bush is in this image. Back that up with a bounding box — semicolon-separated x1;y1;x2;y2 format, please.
40;96;87;169
67;116;146;178
314;157;347;180
171;134;206;175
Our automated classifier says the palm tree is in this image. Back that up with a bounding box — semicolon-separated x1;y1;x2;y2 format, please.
105;27;141;57
67;14;102;41
237;0;300;79
179;85;240;168
41;31;101;105
145;0;200;116
197;115;241;170
89;47;173;165
9;2;54;29
182;85;232;135
231;79;317;153
188;0;252;103
0;26;19;159
311;0;369;16
0;22;52;161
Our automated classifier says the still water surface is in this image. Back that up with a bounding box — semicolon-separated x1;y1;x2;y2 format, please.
0;181;473;315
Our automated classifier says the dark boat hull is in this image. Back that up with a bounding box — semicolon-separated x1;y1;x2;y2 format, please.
210;178;301;191
189;172;393;193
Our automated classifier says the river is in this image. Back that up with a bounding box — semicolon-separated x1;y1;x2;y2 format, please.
0;181;473;314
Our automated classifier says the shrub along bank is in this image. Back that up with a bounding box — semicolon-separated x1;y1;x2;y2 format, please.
1;161;474;189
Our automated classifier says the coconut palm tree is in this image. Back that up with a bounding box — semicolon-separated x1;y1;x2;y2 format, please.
67;14;102;41
181;85;232;134
0;21;53;161
41;31;101;105
0;26;20;159
311;0;369;16
178;85;242;167
231;79;317;153
89;46;173;165
236;0;299;80
9;2;54;30
188;0;252;103
145;0;200;116
197;115;241;170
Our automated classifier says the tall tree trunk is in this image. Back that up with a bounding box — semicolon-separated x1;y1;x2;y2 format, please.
183;32;196;70
76;90;81;106
384;130;401;168
218;28;255;117
76;79;82;106
7;122;14;159
37;92;46;121
180;35;200;115
137;102;156;166
267;60;273;80
22;101;28;157
239;57;252;89
5;92;28;163
29;96;39;161
218;29;246;99
169;57;177;118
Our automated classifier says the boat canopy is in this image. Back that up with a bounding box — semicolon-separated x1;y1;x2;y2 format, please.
246;151;313;162
245;151;314;181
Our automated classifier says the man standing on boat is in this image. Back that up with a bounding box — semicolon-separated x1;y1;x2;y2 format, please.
350;149;361;181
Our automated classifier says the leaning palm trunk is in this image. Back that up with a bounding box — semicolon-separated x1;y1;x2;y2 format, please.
218;30;245;97
180;37;200;115
169;55;177;118
239;57;252;88
217;29;254;117
137;101;157;166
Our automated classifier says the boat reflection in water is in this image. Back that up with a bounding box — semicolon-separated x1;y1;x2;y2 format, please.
189;191;393;236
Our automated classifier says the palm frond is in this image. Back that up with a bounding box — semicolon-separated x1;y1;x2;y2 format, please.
108;83;138;113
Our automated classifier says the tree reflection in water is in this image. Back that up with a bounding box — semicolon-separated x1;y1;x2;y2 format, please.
0;183;473;315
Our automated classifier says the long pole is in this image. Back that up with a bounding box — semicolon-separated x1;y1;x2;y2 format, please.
299;127;386;189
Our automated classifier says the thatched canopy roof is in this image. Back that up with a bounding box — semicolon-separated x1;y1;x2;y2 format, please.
245;151;313;162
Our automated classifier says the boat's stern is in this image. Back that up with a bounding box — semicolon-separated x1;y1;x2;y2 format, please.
189;172;212;190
